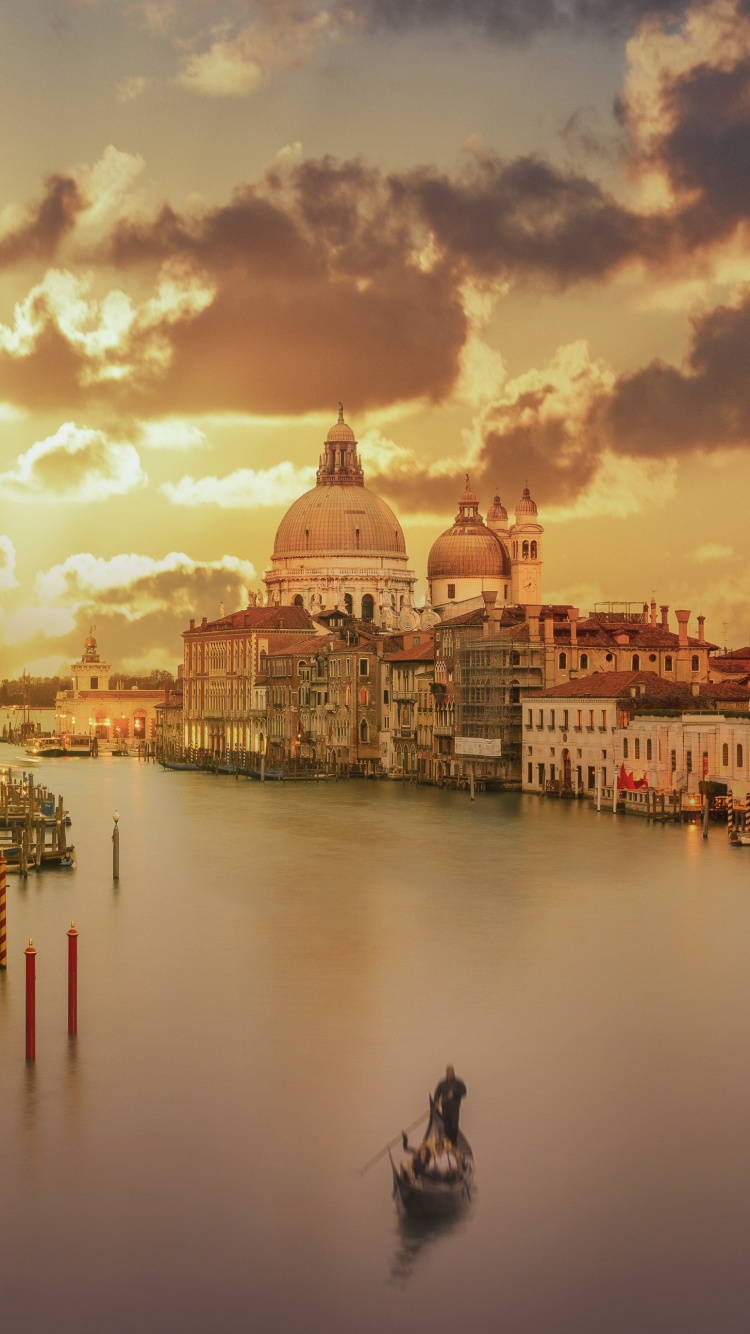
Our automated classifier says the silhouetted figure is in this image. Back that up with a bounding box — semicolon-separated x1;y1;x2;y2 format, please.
434;1065;467;1145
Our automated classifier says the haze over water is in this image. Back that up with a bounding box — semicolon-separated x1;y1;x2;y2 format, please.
1;754;749;1332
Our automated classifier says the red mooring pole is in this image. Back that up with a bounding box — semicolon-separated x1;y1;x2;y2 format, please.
67;922;78;1035
24;939;36;1060
0;850;7;969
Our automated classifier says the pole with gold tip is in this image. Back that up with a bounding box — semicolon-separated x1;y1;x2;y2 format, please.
24;939;36;1060
67;922;78;1035
112;811;120;881
0;849;6;968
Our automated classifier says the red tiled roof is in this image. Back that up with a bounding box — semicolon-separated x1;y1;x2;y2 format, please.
530;670;678;699
700;681;750;701
266;635;329;657
184;606;313;635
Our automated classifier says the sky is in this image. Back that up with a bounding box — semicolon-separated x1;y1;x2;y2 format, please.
2;0;750;677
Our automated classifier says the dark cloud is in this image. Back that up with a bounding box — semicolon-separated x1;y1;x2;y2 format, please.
0;174;86;269
348;0;689;40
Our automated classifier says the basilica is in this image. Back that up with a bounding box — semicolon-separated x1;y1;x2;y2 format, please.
263;406;544;624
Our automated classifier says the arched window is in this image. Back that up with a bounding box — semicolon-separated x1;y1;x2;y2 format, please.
558;652;567;668
723;742;729;766
691;655;699;672
361;594;374;622
293;594;304;607
360;719;368;743
632;654;640;670
646;738;652;760
665;655;673;671
623;738;629;758
530;540;537;559
522;540;529;559
580;653;588;670
355;528;360;550
344;593;353;616
738;744;744;768
305;529;309;550
359;687;367;705
634;738;640;759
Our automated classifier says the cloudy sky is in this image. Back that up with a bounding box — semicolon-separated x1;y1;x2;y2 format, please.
2;0;750;675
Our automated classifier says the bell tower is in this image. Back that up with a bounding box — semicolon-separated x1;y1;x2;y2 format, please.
510;487;543;605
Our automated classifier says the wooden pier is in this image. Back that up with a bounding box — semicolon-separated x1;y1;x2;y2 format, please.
0;769;75;875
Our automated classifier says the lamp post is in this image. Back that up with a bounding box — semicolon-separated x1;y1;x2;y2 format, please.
112;810;120;881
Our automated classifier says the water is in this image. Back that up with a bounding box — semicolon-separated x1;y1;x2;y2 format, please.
2;751;750;1333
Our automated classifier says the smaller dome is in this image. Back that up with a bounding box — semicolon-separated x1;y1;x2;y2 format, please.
327;403;356;443
487;494;507;523
516;486;537;516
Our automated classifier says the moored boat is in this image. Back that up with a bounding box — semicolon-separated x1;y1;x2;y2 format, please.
390;1098;474;1219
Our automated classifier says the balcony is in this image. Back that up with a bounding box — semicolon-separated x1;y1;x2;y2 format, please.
433;723;454;737
392;689;417;702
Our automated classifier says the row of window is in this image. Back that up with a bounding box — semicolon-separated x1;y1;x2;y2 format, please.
622;739;745;768
528;708;607;730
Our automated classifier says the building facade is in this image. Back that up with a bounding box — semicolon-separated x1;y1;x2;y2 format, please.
55;633;163;748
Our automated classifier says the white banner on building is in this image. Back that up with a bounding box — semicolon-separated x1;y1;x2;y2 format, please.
455;737;502;758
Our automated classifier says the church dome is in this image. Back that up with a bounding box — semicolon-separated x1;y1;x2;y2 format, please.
487;494;508;524
516;486;538;517
427;475;510;580
428;526;509;579
273;484;406;558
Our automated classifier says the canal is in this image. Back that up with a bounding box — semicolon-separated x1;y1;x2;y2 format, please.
1;751;750;1333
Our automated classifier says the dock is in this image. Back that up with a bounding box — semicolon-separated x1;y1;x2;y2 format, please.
0;769;75;874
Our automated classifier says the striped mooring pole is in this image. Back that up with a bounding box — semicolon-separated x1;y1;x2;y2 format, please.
24;939;36;1060
727;788;733;834
0;850;6;968
746;789;750;831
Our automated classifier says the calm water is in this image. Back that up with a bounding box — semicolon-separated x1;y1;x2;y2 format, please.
1;751;750;1333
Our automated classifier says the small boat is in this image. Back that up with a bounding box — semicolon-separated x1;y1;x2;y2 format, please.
29;739;66;758
729;831;750;846
63;736;92;757
390;1098;474;1219
160;759;198;772
246;766;284;781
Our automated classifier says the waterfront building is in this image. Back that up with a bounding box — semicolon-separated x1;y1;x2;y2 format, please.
522;670;750;800
427;477;543;617
182;604;313;755
55;633;164;748
381;635;435;776
155;675;184;760
264;406;420;627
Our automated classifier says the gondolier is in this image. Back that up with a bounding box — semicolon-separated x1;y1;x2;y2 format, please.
434;1065;467;1145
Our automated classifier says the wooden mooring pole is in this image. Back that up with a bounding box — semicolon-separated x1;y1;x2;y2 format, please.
112;811;120;881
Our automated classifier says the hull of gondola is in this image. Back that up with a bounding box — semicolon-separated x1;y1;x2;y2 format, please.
390;1098;474;1219
391;1165;471;1218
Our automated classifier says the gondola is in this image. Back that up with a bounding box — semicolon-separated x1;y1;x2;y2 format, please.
160;759;199;771
389;1097;474;1219
245;766;284;781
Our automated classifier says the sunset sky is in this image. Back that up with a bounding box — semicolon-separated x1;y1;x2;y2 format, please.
2;0;750;677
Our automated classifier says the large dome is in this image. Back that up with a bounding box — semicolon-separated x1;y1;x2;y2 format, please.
428;524;509;579
273;484;406;558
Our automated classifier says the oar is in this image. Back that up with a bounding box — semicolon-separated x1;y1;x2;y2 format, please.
358;1111;430;1176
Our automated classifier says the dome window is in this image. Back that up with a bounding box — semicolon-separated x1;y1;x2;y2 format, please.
580;653;588;669
447;584;455;600
558;652;567;669
691;655;699;672
665;655;673;671
361;594;374;622
632;654;640;670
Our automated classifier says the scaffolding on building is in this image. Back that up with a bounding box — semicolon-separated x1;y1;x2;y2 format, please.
455;624;543;787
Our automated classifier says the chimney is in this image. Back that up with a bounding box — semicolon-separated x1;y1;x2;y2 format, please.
543;616;554;644
526;604;542;642
189;619;195;631
697;615;705;643
482;590;498;611
660;605;669;629
650;598;657;627
568;608;579;645
675;609;690;646
201;617;207;629
642;603;648;623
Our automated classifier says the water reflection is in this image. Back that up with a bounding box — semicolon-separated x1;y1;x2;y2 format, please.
388;1207;471;1288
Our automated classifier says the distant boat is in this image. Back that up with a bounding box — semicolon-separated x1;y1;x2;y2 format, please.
28;737;66;758
62;736;92;757
246;766;284;781
390;1099;474;1219
160;759;198;772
